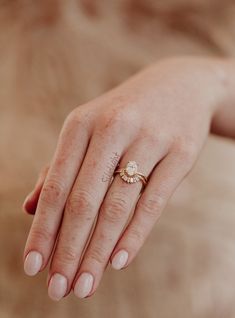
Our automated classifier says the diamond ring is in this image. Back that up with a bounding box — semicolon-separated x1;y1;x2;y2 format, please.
114;161;148;187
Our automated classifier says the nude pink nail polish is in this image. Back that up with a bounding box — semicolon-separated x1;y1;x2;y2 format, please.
111;250;128;270
24;251;42;276
48;273;67;301
74;273;94;298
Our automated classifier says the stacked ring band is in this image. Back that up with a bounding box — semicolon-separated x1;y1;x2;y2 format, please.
114;161;148;187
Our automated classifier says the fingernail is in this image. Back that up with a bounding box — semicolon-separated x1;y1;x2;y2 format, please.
111;250;128;270
24;251;43;276
48;273;67;301
74;273;94;298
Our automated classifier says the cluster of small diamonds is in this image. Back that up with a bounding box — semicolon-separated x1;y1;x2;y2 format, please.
118;161;142;184
120;170;140;183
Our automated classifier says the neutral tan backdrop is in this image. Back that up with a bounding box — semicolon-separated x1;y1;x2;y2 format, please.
1;1;235;317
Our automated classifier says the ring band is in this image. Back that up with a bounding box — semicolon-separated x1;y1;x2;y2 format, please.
114;161;148;187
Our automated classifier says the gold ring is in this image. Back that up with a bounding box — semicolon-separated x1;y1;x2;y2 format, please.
114;161;148;187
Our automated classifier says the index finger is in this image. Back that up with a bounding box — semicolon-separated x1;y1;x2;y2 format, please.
23;111;93;276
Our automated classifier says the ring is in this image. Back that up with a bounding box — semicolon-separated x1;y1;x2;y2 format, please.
114;161;148;187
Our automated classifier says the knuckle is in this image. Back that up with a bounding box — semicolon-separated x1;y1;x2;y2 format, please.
174;139;197;166
30;226;54;244
63;108;90;135
41;179;65;206
86;245;107;265
65;109;84;127
142;130;166;146
128;226;145;246
54;245;78;265
138;193;165;219
66;190;94;220
101;193;129;224
97;109;129;137
145;134;161;148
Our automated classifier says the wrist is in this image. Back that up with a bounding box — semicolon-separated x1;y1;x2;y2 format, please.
148;56;228;115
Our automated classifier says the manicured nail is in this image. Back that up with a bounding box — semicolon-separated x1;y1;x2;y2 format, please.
74;273;94;298
48;273;67;301
24;251;43;276
111;250;128;270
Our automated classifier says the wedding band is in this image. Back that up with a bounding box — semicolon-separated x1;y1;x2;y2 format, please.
114;161;148;187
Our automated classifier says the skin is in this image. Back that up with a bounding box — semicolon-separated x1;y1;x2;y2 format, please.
23;56;235;300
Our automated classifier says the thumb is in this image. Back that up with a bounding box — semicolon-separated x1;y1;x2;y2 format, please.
23;165;49;215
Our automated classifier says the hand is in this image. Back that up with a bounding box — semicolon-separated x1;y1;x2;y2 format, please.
23;57;230;301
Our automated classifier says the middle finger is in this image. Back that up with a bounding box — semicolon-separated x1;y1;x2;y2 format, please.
47;123;133;301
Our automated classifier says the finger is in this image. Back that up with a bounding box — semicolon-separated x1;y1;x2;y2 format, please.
110;147;195;270
24;111;93;277
23;165;49;215
47;119;134;301
73;138;168;298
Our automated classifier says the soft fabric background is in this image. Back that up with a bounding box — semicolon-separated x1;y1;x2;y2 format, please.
0;1;235;317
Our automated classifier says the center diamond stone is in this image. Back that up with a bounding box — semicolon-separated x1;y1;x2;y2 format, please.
126;161;138;176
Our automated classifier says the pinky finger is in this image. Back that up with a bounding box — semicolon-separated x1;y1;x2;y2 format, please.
110;149;194;270
23;165;49;215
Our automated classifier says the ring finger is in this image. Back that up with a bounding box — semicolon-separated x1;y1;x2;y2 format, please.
73;138;168;298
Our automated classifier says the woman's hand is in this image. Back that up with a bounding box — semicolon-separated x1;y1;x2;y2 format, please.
23;57;232;301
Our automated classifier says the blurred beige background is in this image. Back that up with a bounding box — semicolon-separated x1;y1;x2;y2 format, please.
1;1;235;317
